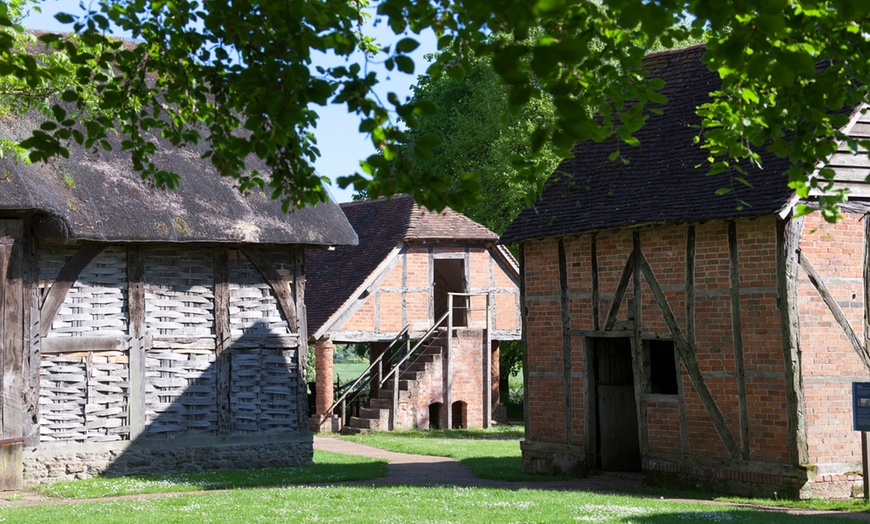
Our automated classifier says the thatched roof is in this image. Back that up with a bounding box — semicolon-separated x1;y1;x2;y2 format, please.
501;44;796;244
0;110;357;246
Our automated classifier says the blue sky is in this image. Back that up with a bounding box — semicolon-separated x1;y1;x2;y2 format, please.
23;0;436;203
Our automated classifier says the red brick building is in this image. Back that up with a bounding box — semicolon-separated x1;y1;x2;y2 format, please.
501;44;870;498
306;196;521;432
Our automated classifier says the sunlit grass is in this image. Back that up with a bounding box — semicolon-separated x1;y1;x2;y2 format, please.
2;485;854;523
36;450;386;499
339;426;565;482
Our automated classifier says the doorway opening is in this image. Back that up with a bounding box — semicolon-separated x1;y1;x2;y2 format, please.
428;402;442;430
433;259;466;327
590;337;641;471
451;401;467;429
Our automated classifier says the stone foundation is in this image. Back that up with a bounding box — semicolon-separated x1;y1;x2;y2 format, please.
23;432;312;485
521;440;587;476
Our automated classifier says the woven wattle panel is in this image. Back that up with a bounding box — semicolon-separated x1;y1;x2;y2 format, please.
144;249;215;340
39;353;130;443
143;350;217;437
228;250;291;338
40;246;128;337
230;348;298;433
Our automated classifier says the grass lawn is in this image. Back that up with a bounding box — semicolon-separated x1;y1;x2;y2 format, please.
35;450;386;499
339;427;565;482
1;485;857;523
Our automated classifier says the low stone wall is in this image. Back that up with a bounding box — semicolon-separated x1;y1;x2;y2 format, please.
23;432;312;485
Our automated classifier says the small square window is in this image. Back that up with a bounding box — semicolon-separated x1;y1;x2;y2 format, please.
648;340;678;395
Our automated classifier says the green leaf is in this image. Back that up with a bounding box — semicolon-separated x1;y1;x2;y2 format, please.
54;12;75;24
395;55;414;74
395;38;420;54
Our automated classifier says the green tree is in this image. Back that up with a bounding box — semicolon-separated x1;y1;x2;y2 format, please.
403;38;562;235
1;0;868;220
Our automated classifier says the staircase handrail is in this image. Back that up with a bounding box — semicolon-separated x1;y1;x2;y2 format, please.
380;310;450;387
326;324;410;417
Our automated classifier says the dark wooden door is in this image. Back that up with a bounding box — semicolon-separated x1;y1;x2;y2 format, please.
595;338;641;471
0;220;24;490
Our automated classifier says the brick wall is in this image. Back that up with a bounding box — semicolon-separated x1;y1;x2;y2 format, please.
522;217;799;494
798;212;866;477
337;245;520;338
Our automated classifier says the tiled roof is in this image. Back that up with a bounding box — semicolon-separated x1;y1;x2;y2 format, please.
306;195;499;336
500;44;795;244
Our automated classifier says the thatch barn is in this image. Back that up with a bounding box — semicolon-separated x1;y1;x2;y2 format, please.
0;111;357;488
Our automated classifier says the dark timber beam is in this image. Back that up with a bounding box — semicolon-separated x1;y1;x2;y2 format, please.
240;247;298;332
591;234;600;331
680;226;695;454
728;222;750;457
637;251;743;460
777;217;808;465
558;239;573;443
631;232;649;456
603;251;636;331
799;252;870;371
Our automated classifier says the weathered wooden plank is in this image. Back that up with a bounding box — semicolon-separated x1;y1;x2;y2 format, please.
294;248;308;431
680;225;695;454
603;251;636;331
828;151;870;168
829;169;870;183
777;217;808;464
591;234;600;331
799;252;870;371
637;251;743;460
631;232;649;456
127;245;146;438
849;121;870;138
239;247;298;333
727;222;750;457
41;336;127;354
39;243;105;338
22;225;39;446
558;239;573;443
214;247;231;434
0;221;24;442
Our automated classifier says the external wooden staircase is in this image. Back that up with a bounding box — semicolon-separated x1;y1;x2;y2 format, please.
343;342;444;433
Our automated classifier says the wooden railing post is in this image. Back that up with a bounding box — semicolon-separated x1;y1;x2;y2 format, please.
446;293;454;430
485;292;492;429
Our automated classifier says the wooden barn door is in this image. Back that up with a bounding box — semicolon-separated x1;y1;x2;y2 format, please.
0;220;24;489
593;337;641;471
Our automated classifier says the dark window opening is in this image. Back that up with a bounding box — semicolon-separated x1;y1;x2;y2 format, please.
648;340;678;395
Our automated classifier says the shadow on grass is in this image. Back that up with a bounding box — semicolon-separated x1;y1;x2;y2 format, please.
37;451;387;499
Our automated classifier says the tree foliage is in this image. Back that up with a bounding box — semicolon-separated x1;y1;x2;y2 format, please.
403;37;562;235
1;0;869;219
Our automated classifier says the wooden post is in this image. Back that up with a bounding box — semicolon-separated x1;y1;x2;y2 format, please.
126;245;146;439
214;247;231;434
446;293;453;430
485;292;492;429
728;222;750;457
863;431;870;500
558;239;573;443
